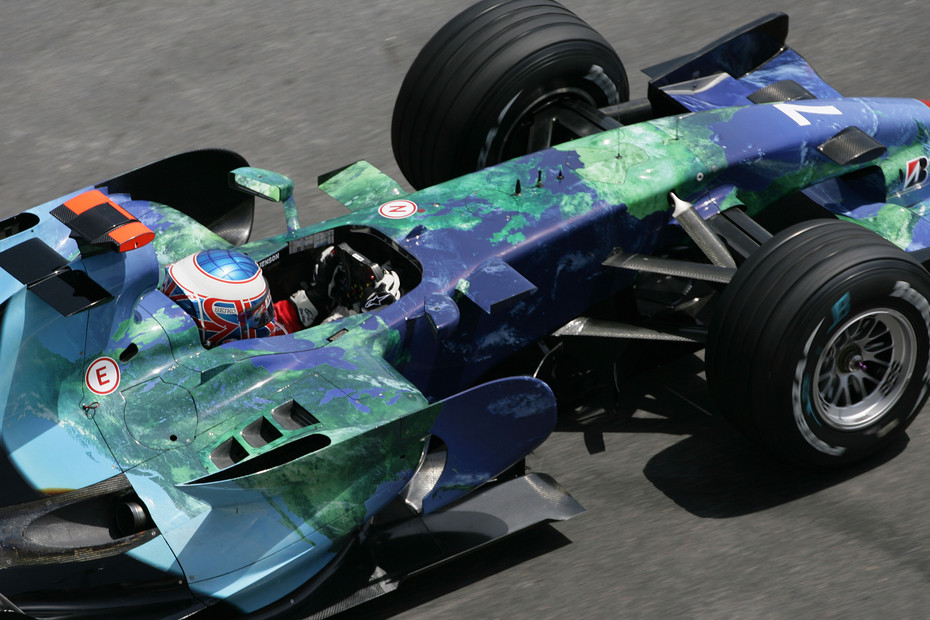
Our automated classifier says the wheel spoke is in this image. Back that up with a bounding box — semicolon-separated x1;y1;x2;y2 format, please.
848;373;868;403
819;373;839;404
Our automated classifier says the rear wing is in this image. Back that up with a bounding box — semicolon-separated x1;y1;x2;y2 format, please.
644;13;841;114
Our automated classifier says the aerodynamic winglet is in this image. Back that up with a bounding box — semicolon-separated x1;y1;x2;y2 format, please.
51;189;155;253
0;238;112;316
318;161;407;211
644;13;788;85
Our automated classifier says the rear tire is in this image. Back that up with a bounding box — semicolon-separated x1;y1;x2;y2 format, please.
391;0;628;189
706;220;930;467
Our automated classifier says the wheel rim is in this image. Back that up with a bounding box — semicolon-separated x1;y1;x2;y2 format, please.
814;308;917;430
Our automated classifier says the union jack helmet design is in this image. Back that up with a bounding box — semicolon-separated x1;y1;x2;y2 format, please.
162;249;276;347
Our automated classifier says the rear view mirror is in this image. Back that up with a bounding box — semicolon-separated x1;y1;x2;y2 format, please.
230;167;299;231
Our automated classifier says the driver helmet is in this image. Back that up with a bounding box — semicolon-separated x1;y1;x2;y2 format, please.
161;249;276;347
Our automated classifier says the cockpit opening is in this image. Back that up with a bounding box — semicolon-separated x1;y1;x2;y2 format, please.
261;225;422;330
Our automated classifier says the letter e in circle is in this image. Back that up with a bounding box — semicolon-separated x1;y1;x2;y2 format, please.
86;357;121;395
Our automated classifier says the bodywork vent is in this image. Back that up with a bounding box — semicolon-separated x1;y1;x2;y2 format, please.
272;400;320;431
194;434;331;483
241;416;283;448
210;437;248;469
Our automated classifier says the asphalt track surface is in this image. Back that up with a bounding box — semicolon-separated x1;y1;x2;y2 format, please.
2;2;930;619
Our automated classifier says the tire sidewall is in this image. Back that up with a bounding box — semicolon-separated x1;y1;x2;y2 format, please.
772;263;930;463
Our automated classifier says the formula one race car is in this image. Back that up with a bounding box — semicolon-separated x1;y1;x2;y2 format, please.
4;1;930;617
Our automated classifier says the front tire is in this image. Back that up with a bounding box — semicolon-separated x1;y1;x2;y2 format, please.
391;0;629;189
706;220;930;467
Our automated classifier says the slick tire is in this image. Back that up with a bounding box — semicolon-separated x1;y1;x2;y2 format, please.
391;0;628;189
706;219;930;467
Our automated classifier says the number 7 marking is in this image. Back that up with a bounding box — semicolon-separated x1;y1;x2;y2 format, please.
773;102;842;126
